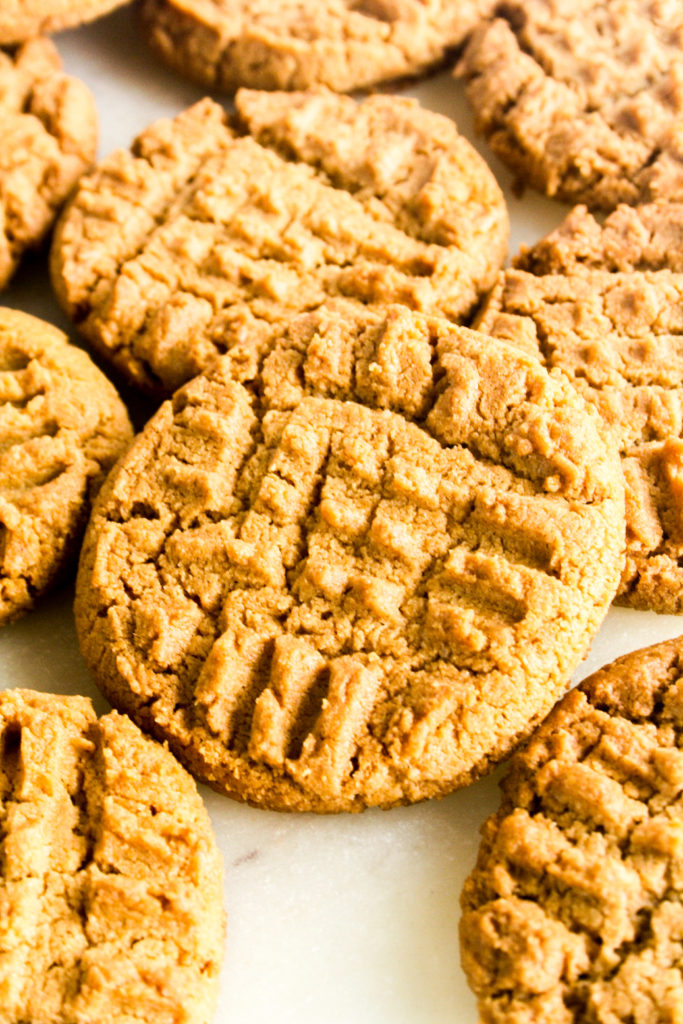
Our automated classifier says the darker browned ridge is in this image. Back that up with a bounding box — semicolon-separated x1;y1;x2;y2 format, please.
458;3;683;209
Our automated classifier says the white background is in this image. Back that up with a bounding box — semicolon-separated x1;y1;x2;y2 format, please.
3;7;683;1022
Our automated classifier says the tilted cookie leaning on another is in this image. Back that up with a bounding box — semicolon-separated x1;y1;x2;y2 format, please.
74;302;625;812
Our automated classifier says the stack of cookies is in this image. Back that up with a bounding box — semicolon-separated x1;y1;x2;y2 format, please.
1;0;683;1021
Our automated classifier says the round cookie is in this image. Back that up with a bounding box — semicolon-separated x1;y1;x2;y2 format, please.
139;0;495;94
49;88;509;398
0;688;224;1022
0;307;132;624
0;38;97;291
460;634;683;1024
0;0;130;42
477;200;683;614
74;303;625;813
457;0;683;210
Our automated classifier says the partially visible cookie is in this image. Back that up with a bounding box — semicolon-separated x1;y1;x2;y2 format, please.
0;38;97;291
0;307;132;624
74;303;625;812
461;634;683;1024
458;0;683;210
139;0;494;94
477;200;683;613
0;0;131;43
0;688;225;1022
50;89;509;397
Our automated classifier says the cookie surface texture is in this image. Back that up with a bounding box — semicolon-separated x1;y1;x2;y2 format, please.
461;634;683;1024
0;0;130;42
0;688;225;1023
0;38;97;290
50;90;509;397
0;307;132;625
458;0;683;210
74;303;625;812
139;0;494;93
478;200;683;613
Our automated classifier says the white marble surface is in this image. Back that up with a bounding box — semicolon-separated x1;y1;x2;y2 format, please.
3;9;683;1022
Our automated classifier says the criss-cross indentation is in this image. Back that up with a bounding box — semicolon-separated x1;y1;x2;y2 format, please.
52;89;508;396
478;202;683;612
0;691;224;1023
77;307;625;810
461;636;683;1024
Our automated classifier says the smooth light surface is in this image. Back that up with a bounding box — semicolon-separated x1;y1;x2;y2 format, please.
2;9;682;1022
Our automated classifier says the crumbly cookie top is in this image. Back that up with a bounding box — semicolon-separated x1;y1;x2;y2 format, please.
0;688;224;1023
0;38;97;290
139;0;494;93
461;635;683;1024
477;201;683;613
75;304;625;812
0;307;132;624
458;0;683;209
50;90;508;396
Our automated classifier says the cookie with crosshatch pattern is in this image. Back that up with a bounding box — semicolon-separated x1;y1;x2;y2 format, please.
0;688;224;1022
457;0;683;210
0;38;97;291
461;633;683;1024
74;303;625;812
0;307;132;625
50;88;508;397
477;200;683;613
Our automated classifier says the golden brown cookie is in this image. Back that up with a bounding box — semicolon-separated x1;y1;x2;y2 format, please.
49;89;509;398
461;634;683;1024
0;687;225;1022
0;0;131;43
478;200;683;613
139;0;494;94
0;38;97;291
457;0;683;210
74;303;625;813
0;307;132;625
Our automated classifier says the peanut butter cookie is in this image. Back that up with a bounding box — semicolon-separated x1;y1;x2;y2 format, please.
0;688;225;1023
0;38;97;291
0;0;130;43
458;0;683;210
74;303;625;812
461;634;683;1024
139;0;494;94
478;201;683;613
0;307;132;624
50;89;509;398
